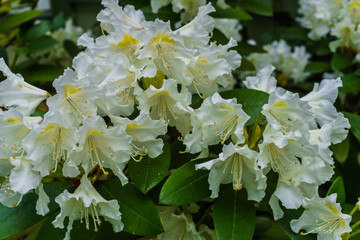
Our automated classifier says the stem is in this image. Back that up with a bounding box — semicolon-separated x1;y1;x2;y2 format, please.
349;205;359;216
350;229;360;238
10;53;18;71
352;220;360;230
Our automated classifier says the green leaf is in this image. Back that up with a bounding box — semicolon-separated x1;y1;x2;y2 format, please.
22;21;51;43
129;141;170;194
211;7;252;21
331;53;354;72
238;58;255;71
0;46;8;64
304;62;331;74
27;37;59;53
339;74;360;94
0;10;44;33
213;184;256;240
63;40;81;58
343;112;360;141
331;137;350;163
140;6;179;22
52;12;64;30
219;88;269;126
326;176;346;207
0;181;72;239
234;42;266;55
239;0;273;16
98;180;164;236
159;158;212;205
19;64;63;83
277;209;316;240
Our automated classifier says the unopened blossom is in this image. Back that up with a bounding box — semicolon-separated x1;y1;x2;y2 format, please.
290;194;352;240
53;178;123;240
0;58;49;116
196;143;266;200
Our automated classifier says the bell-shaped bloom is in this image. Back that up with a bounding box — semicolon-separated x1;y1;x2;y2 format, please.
136;78;193;135
65;116;132;184
111;111;167;159
196;143;266;201
0;58;49;116
290;194;352;240
184;93;250;153
0;109;42;158
47;68;98;127
184;39;241;97
262;88;316;135
243;65;277;94
22;111;77;176
53;178;123;240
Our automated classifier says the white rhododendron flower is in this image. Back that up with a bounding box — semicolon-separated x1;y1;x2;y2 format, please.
214;18;242;41
261;88;315;135
184;92;250;153
0;108;42;158
22;111;77;176
111;111;167;159
243;65;277;94
290;194;352;240
136;78;193;135
196;143;266;200
0;58;49;116
53;178;123;240
65;116;132;184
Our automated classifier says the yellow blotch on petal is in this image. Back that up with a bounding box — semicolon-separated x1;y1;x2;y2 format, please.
63;84;81;99
117;33;139;47
150;32;176;45
5;117;21;124
273;100;288;108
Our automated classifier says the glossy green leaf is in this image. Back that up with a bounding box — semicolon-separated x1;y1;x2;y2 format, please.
129;141;170;194
0;10;44;32
235;42;266;55
211;7;252;20
22;21;51;43
19;64;63;83
331;137;350;163
27;37;58;53
304;62;331;74
239;0;273;16
159;158;211;205
52;12;65;30
98;180;164;236
326;176;346;207
64;40;81;58
0;181;72;239
331;53;353;72
213;184;256;240
277;209;316;240
220;88;269;126
343;112;360;141
238;58;256;71
339;74;360;94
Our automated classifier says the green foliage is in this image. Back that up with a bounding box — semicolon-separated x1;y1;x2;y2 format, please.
304;62;331;74
129;141;171;194
0;10;43;33
220;89;269;126
211;6;252;21
343;112;360;141
326;176;346;207
332;137;350;163
159;158;212;205
340;74;360;94
213;184;256;240
98;180;165;236
0;181;72;239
